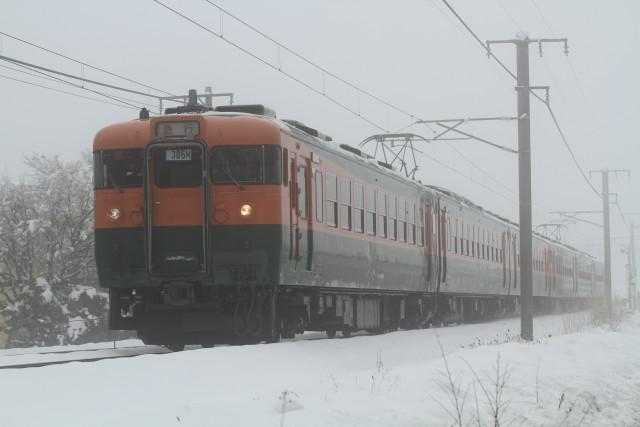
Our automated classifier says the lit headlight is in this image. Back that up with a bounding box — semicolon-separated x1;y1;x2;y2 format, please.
240;204;252;217
107;208;121;221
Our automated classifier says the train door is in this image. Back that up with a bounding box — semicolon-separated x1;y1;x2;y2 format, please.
501;231;507;289
288;152;310;269
297;159;311;270
431;199;447;290
145;142;208;276
439;205;448;285
503;231;511;292
288;151;299;265
572;255;578;295
544;247;550;296
428;204;438;291
512;234;518;291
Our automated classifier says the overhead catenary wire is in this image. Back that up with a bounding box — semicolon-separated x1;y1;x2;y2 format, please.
0;73;139;110
529;0;555;34
0;31;175;97
417;149;519;208
0;54;164;100
1;58;152;111
543;102;600;196
201;0;431;130
615;202;630;232
0;63;159;109
151;0;388;132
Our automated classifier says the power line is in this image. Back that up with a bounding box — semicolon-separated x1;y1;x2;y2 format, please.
0;62;159;109
0;31;174;96
615;202;629;231
417;149;517;207
440;0;517;81
201;0;429;129
544;102;600;196
159;0;554;216
439;0;600;199
152;0;387;132
529;0;555;34
3;58;149;111
496;0;524;32
0;54;162;99
0;73;139;110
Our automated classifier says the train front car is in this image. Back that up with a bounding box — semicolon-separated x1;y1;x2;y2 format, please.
94;107;285;348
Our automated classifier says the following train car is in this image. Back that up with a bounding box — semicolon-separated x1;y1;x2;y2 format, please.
93;91;605;349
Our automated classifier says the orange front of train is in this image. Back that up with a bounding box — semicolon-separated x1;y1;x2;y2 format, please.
93;105;286;345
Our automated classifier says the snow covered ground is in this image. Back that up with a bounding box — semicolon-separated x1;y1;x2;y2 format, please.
0;312;639;427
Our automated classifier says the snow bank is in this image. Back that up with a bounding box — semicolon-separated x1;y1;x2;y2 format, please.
0;312;638;426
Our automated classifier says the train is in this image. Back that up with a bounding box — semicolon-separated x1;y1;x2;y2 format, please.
93;91;605;349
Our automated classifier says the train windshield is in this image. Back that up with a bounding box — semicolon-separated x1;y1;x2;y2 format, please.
211;145;281;185
94;149;143;189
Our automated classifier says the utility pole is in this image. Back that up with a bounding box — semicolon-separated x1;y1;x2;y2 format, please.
631;221;636;311
515;37;534;342
487;35;568;341
589;169;630;323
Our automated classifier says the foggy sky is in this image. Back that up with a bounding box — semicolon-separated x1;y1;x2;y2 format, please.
1;0;637;295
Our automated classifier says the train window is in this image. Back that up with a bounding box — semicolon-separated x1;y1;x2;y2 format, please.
471;226;475;258
388;195;397;240
154;147;203;188
298;166;307;219
365;188;376;236
94;149;143;189
211;145;281;185
326;173;338;227
315;171;323;223
418;206;425;247
377;192;387;238
453;219;458;253
282;149;288;186
447;217;453;252
398;200;407;242
339;177;352;230
354;183;364;233
408;203;415;244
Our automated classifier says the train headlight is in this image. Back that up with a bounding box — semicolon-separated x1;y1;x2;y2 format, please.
240;204;252;217
107;208;121;221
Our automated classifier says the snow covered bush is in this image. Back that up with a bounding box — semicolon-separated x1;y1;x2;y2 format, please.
0;153;109;347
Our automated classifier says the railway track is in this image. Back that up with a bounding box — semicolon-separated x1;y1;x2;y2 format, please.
0;345;170;370
0;310;589;370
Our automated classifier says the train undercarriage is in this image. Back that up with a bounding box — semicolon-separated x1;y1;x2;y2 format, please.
109;283;590;351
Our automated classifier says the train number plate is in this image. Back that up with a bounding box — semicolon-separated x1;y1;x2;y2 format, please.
165;148;192;161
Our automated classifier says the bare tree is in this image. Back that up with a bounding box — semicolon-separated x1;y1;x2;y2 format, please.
463;353;513;427
0;153;108;347
432;331;468;426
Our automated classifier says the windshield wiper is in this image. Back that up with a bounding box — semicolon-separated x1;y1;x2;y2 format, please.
221;162;244;191
107;172;123;194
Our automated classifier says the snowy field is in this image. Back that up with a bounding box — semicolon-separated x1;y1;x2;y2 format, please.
0;312;639;427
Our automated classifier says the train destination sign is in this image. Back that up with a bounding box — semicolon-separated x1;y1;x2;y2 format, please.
165;148;192;161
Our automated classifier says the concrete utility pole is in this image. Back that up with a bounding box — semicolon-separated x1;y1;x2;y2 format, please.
589;169;630;322
487;35;568;341
631;221;636;311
